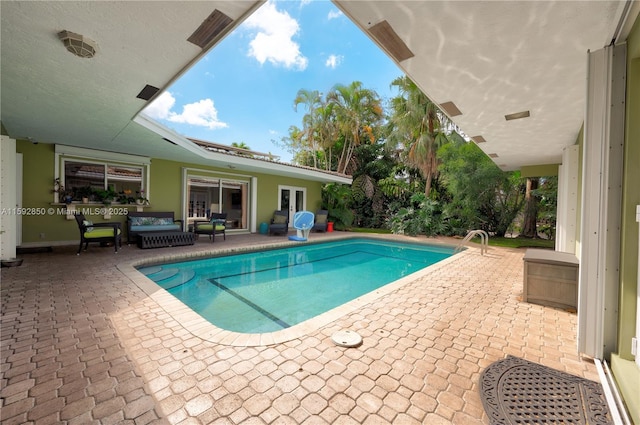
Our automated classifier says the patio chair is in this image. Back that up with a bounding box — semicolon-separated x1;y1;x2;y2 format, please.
193;212;226;242
288;211;315;242
312;209;329;232
269;210;289;235
74;212;122;255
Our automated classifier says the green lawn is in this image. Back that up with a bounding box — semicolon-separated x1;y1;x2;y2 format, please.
350;227;554;249
486;237;554;249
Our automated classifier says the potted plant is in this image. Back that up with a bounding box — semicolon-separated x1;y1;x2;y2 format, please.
53;178;74;204
76;186;94;203
135;190;148;205
95;188;117;205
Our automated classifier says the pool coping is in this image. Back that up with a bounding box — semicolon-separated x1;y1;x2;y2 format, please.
117;234;472;347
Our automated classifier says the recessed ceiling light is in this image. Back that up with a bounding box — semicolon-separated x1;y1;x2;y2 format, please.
505;110;530;121
368;20;414;62
472;135;487;144
440;101;462;117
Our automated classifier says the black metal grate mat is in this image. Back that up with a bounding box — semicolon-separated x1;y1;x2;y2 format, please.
480;356;613;424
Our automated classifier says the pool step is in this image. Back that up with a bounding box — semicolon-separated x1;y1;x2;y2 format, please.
158;269;196;290
138;267;196;290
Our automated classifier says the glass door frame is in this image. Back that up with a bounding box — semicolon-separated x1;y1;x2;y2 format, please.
278;185;307;227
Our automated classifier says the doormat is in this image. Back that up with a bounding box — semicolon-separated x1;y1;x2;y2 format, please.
479;355;612;424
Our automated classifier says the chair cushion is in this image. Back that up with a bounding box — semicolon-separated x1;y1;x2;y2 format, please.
83;219;94;232
84;228;121;238
130;224;181;232
197;224;225;231
272;214;287;224
315;215;327;224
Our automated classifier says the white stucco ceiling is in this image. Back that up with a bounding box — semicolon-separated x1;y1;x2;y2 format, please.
335;0;634;170
1;0;636;174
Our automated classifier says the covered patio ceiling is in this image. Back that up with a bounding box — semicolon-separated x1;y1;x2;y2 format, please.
1;1;636;173
335;0;635;171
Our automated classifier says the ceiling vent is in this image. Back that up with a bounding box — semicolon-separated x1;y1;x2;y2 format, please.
188;9;233;48
57;30;97;58
472;135;487;144
368;20;414;62
505;110;530;121
440;101;462;117
136;85;160;101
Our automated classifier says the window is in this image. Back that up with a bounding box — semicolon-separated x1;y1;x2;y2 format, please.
55;145;149;203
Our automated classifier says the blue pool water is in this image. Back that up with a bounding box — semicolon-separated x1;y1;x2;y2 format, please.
138;238;455;333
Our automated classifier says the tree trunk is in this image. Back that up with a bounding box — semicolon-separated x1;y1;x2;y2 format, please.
521;177;539;238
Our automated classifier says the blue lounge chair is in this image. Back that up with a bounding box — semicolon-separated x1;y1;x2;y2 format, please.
288;211;315;242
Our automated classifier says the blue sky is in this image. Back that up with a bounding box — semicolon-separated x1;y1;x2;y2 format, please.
144;0;403;162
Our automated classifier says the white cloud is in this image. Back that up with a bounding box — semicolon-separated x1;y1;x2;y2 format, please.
328;9;343;20
144;92;228;130
325;54;343;69
243;1;308;70
143;91;176;120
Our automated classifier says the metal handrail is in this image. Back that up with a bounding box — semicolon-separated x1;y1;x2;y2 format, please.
455;230;489;255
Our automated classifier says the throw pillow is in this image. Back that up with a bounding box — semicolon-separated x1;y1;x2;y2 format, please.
316;214;327;224
273;214;287;224
83;219;94;233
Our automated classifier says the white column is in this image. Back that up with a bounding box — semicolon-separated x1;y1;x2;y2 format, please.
556;145;579;254
577;45;625;359
0;136;18;260
250;177;257;233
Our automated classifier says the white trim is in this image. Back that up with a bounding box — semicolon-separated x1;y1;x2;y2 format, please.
594;359;631;425
55;144;151;165
134;114;352;185
636;205;640;367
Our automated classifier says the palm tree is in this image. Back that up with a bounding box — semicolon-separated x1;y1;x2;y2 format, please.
327;81;383;174
293;89;323;169
387;76;450;197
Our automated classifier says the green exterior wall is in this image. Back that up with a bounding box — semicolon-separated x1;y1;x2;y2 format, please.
617;17;640;364
612;14;640;425
520;164;559;178
15;140;325;244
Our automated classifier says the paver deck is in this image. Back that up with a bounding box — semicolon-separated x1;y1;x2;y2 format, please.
0;232;601;424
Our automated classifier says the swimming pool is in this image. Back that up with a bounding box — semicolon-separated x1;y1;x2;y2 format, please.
138;238;455;333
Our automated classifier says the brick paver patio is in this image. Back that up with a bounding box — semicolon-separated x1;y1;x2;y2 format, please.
1;232;600;424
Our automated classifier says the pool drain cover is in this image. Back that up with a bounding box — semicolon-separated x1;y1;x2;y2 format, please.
332;330;362;348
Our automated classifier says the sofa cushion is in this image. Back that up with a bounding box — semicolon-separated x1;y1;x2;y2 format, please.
130;224;181;232
129;216;174;226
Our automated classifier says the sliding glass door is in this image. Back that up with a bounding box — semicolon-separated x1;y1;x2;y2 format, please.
187;177;248;230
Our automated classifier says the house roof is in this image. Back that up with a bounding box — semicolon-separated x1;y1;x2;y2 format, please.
1;1;637;176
